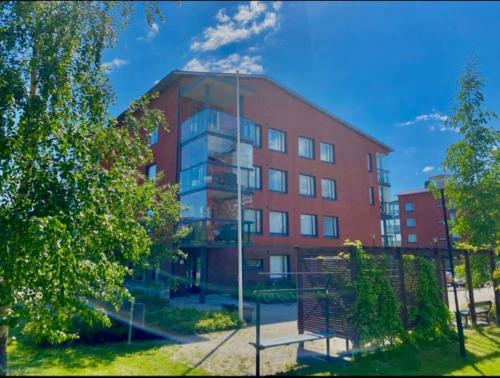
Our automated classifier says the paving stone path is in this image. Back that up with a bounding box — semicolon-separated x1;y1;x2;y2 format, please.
162;294;349;376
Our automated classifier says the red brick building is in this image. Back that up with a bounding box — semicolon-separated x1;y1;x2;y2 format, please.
398;186;456;248
138;71;396;297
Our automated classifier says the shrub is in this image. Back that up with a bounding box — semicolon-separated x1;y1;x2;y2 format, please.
408;256;454;344
146;307;242;335
347;241;404;347
230;279;297;303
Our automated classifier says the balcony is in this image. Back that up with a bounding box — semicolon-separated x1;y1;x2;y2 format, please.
180;163;256;195
380;200;399;219
377;168;391;187
178;218;252;248
181;108;256;144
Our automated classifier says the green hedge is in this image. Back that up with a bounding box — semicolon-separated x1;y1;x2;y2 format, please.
146;307;242;334
230;279;297;303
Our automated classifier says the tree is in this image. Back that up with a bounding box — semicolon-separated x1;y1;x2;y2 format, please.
442;59;500;249
0;2;184;374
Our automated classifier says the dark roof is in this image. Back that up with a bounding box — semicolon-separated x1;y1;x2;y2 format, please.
135;70;394;152
398;188;431;196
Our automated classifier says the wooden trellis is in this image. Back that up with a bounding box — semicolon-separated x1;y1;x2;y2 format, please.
296;246;498;347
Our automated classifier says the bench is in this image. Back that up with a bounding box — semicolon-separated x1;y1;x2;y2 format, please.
459;300;492;326
249;286;333;376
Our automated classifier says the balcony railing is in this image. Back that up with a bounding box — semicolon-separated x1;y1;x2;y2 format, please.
380;200;399;219
181;108;256;144
180;163;255;194
178;218;252;248
377;168;391;187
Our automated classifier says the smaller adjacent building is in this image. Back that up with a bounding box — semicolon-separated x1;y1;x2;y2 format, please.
397;183;457;248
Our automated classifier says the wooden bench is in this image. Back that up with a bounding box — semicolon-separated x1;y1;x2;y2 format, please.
459;300;492;326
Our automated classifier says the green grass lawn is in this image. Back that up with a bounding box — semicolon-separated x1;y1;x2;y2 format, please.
8;339;208;376
285;327;500;376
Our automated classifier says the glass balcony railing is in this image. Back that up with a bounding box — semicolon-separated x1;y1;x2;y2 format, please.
380;200;399;219
178;218;252;248
181;108;256;144
377;168;391;187
180;163;255;194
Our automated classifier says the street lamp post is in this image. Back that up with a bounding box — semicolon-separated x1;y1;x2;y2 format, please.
431;174;465;357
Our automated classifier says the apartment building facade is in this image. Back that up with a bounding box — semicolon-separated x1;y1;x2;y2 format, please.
398;185;456;248
141;70;395;297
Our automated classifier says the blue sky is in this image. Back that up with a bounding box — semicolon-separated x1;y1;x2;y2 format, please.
103;1;500;199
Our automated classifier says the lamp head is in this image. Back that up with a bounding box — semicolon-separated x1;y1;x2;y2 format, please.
429;174;451;190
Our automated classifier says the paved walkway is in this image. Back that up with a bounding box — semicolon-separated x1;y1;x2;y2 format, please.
165;294;346;376
161;287;496;376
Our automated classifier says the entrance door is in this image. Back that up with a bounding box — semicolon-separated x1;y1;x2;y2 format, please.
270;255;289;279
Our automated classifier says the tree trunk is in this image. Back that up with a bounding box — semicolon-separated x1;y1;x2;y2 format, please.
0;308;7;376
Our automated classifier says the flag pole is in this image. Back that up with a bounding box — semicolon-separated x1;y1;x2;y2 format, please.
236;70;244;322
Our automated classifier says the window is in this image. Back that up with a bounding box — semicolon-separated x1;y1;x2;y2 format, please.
249;165;262;190
244;258;263;271
146;164;157;179
269;168;287;193
299;174;315;197
407;233;417;243
150;127;159;146
320;142;335;164
300;214;317;237
404;202;415;212
253;124;262;148
244;209;262;234
268;128;286;152
269;211;288;235
323;216;339;238
298;137;314;159
406;218;416;227
270;255;289;279
369;186;375;205
321;178;337;200
367;153;373;172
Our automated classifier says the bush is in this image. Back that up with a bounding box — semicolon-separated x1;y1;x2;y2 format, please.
347;241;404;347
408;256;454;344
230;279;297;303
146;307;242;335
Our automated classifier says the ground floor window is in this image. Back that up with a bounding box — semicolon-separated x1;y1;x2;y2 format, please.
270;255;289;279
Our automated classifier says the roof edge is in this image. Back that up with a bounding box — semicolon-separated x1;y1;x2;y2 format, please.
124;69;394;152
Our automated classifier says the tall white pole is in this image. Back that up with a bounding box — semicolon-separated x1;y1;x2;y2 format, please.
236;71;244;322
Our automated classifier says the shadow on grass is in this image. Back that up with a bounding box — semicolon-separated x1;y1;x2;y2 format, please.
282;327;500;376
8;339;170;374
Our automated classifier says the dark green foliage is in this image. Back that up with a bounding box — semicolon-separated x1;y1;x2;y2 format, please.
408;257;454;343
230;279;297;303
348;241;404;346
147;308;242;335
455;252;491;289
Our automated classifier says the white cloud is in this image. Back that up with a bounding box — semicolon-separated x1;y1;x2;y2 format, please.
183;54;264;74
422;166;435;173
138;22;160;41
273;1;283;11
397;112;449;127
190;1;282;52
234;1;267;25
216;9;230;23
101;58;129;71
